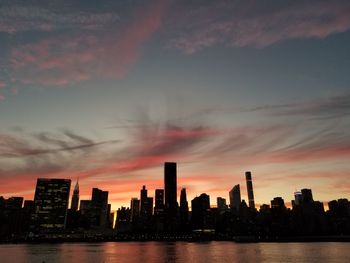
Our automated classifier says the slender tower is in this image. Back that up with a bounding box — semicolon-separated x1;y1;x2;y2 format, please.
245;171;255;209
71;178;79;211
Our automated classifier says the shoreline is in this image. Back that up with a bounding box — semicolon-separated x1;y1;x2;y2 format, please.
2;235;350;244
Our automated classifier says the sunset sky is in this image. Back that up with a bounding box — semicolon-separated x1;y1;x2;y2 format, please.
0;0;350;210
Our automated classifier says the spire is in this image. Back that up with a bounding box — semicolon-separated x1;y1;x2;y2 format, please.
74;178;79;193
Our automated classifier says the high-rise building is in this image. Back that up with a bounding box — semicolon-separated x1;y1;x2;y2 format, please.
164;162;177;211
271;197;286;209
130;198;140;222
71;179;79;211
217;197;228;213
229;184;241;213
90;188;109;227
154;189;164;216
293;191;303;206
140;185;148;217
191;193;212;230
245;171;255;209
301;188;314;204
164;162;178;230
32;178;71;231
180;188;189;229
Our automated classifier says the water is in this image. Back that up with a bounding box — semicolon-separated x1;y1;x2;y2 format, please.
0;242;349;263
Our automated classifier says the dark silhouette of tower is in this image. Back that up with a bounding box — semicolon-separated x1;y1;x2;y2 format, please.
130;198;140;222
164;162;178;231
154;189;164;215
229;184;241;213
71;179;79;211
140;185;148;217
245;171;255;209
180;188;189;231
90;188;110;227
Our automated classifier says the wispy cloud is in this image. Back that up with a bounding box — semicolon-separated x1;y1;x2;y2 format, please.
0;4;119;33
167;0;350;53
249;93;350;119
6;0;169;87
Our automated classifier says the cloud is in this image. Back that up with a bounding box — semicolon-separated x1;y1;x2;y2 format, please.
248;93;350;119
0;4;119;33
7;0;169;87
167;0;350;53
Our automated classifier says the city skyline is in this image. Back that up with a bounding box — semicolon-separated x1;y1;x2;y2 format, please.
0;162;344;211
1;0;350;210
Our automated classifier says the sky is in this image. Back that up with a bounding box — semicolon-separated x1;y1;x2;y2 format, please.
0;0;350;210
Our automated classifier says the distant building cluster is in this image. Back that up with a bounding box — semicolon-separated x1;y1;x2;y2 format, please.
1;162;350;240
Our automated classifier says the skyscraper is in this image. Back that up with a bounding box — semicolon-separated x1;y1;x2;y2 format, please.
217;197;228;214
32;178;71;231
229;184;241;213
180;188;189;230
71;179;79;211
301;188;314;204
89;188;110;227
154;189;164;216
164;162;178;231
140;185;148;217
130;198;140;222
164;162;177;212
293;191;303;206
191;193;212;230
245;171;255;209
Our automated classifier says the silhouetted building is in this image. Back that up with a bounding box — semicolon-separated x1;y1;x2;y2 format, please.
180;188;189;231
140;185;148;217
164;162;178;231
71;179;79;211
245;172;255;209
154;189;164;216
130;198;140;222
0;196;24;236
229;184;241;213
32;178;71;231
271;197;286;210
217;197;228;214
301;188;314;204
292;191;303;207
116;207;131;232
191;193;212;230
91;188;110;227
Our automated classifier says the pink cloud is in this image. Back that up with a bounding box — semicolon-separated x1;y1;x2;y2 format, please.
0;80;6;88
9;0;169;87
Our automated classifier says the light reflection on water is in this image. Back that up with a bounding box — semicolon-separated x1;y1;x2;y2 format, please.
0;242;349;263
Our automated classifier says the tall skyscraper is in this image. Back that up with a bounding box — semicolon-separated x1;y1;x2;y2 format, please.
180;188;189;229
154;189;164;216
245;171;255;209
130;198;140;222
164;162;178;231
90;188;110;227
32;178;71;231
164;162;177;212
229;184;241;213
71;179;79;211
140;185;148;217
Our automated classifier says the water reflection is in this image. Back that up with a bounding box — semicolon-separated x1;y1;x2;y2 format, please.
0;242;349;263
